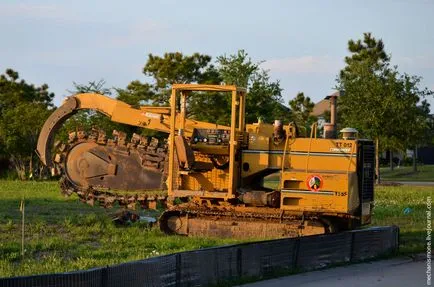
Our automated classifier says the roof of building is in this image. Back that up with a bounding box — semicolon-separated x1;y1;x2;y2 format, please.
311;99;330;117
311;91;342;116
325;90;342;99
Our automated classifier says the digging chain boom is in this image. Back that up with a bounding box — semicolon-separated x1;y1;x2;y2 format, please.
54;129;169;210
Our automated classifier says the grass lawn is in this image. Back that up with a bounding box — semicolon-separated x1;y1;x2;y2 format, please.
380;164;434;182
0;180;431;278
0;181;241;278
371;184;432;254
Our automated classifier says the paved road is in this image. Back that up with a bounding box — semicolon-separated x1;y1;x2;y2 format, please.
382;181;434;187
239;257;429;287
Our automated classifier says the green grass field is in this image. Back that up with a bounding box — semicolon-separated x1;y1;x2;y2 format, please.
371;185;432;254
0;180;432;278
0;181;241;278
380;164;434;182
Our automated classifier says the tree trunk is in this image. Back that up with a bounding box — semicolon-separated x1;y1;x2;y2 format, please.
375;138;380;184
389;150;394;171
11;157;26;180
412;146;418;173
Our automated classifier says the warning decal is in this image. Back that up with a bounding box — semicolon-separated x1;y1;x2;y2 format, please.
306;175;324;192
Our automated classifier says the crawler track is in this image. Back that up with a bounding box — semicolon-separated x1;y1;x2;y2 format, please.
160;203;333;238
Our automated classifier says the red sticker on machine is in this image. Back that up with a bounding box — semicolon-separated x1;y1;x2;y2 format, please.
306;175;324;192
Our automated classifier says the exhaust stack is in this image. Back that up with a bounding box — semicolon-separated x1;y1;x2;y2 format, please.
323;91;341;139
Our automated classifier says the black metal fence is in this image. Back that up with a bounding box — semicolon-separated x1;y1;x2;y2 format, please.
0;226;399;287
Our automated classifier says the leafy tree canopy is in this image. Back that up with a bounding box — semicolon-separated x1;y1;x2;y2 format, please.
216;50;288;124
336;33;432;153
115;81;154;107
0;68;54;112
131;50;289;125
0;69;54;179
143;52;221;106
288;92;317;136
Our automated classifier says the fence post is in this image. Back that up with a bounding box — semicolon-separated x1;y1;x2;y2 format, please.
350;232;356;262
396;226;400;253
237;248;242;277
292;237;300;269
101;266;108;287
176;253;181;287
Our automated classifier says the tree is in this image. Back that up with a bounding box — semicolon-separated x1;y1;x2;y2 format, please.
337;33;397;179
140;52;228;126
336;33;433;182
389;74;433;172
288;92;317;136
0;69;54;179
115;81;154;107
0;69;54;111
67;79;112;95
143;52;220;106
217;50;259;88
134;50;290;125
0;103;51;179
246;70;288;124
217;50;289;124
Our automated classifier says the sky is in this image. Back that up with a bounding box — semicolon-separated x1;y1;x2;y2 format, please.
1;0;433;111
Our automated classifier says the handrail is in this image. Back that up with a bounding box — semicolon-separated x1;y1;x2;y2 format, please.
305;122;318;173
347;141;356;175
279;123;297;190
309;122;318;139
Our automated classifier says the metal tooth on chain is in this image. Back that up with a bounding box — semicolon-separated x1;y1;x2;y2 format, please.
149;137;158;147
131;133;141;144
68;132;77;143
53;140;61;150
54;153;63;164
112;130;120;138
59;176;74;196
107;139;116;146
58;143;67;152
97;130;107;145
112;130;127;147
86;196;95;206
127;195;137;210
103;195;116;208
139;136;149;149
88;128;99;142
77;130;87;140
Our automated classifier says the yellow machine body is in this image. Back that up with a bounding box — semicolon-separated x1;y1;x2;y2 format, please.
37;84;375;238
163;84;374;231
